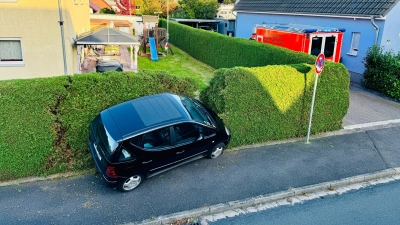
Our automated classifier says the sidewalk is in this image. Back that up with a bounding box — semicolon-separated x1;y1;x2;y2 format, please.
1;85;400;225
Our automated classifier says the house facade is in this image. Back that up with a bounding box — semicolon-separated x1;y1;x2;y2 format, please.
0;0;90;80
234;0;400;83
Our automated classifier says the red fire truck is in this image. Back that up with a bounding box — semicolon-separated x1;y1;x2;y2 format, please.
249;23;346;63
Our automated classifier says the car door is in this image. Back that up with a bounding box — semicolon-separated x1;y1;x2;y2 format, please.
132;126;178;174
171;123;213;162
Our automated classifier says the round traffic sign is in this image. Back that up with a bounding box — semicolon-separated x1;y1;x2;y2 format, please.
315;53;325;75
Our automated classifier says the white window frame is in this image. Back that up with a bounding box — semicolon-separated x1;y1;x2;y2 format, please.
0;38;25;67
74;0;78;5
348;32;360;56
0;0;18;2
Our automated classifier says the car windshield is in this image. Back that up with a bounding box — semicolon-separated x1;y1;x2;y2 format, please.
93;116;119;158
176;96;213;126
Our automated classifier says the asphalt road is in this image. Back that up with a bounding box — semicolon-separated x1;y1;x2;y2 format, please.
210;179;400;225
1;126;400;224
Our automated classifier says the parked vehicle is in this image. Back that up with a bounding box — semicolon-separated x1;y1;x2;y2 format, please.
88;93;231;192
199;26;214;32
96;59;123;72
250;23;346;63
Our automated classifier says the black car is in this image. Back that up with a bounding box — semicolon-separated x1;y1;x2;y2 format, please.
88;93;231;192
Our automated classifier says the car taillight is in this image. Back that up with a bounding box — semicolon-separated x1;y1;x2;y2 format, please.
106;166;117;178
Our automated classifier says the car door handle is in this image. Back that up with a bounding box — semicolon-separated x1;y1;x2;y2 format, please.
176;150;185;154
142;160;152;164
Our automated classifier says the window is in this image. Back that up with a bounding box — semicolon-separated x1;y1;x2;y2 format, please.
324;36;336;58
310;36;323;56
135;6;140;9
0;38;24;66
173;123;200;145
176;95;212;126
119;148;136;162
0;0;18;2
74;0;78;5
349;32;360;56
141;127;171;149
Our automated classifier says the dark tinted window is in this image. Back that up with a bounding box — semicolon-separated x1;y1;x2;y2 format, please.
173;123;200;145
130;136;142;147
142;127;171;149
310;36;323;56
203;127;216;137
324;36;336;58
92;116;119;158
175;95;212;126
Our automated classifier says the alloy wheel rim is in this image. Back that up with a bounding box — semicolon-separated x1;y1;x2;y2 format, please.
211;147;223;158
123;175;141;190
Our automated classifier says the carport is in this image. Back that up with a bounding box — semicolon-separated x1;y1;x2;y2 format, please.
75;27;140;73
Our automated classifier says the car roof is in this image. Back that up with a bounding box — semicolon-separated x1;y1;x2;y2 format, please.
102;93;192;140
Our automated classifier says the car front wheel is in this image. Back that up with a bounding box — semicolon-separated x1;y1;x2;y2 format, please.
208;143;225;159
118;174;143;192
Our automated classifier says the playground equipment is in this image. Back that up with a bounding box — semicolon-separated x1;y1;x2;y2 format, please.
148;37;158;61
139;15;173;57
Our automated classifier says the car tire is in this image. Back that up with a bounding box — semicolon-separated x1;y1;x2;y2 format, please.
118;174;143;192
208;143;225;159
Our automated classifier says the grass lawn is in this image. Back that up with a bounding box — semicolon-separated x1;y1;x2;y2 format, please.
136;45;215;90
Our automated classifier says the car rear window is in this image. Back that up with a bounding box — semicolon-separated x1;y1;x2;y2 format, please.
92;115;119;158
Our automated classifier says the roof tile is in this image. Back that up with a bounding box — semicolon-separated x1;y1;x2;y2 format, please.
234;0;400;17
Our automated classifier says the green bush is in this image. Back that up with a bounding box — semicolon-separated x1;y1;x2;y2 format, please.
0;71;197;181
363;45;400;100
159;19;316;69
200;63;350;147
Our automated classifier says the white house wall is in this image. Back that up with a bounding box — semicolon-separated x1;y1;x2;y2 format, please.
236;12;386;82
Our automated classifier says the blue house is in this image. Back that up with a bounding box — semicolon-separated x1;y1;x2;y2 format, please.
233;0;400;83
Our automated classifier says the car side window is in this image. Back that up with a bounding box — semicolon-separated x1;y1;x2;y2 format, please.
202;126;216;138
141;127;171;150
119;148;136;162
173;123;201;145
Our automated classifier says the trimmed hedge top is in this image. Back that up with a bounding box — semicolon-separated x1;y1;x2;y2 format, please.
200;63;350;147
0;71;197;181
159;19;316;69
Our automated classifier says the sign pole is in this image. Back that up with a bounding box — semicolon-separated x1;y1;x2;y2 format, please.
306;73;319;143
306;53;325;144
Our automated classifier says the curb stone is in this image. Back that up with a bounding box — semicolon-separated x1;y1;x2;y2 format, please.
0;169;95;187
129;168;400;225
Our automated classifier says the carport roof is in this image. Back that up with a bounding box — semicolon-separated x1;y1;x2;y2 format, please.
76;27;140;45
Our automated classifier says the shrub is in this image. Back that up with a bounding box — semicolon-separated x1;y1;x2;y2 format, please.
159;19;316;69
200;63;350;147
363;45;400;100
0;71;197;181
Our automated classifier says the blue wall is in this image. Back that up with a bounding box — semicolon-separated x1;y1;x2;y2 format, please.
380;3;400;53
235;13;387;80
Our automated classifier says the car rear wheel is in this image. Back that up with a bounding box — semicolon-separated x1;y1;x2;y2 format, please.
118;174;143;192
208;143;225;159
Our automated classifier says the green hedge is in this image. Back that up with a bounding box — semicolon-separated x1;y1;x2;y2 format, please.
0;71;197;181
200;63;350;147
363;45;400;100
159;19;316;69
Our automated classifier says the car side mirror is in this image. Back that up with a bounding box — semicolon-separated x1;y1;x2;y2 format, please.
197;135;203;141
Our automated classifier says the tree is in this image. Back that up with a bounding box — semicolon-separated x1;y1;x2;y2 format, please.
141;0;161;15
140;0;177;17
115;0;135;15
173;0;218;19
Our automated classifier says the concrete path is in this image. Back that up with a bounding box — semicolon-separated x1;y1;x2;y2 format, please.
343;84;400;126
